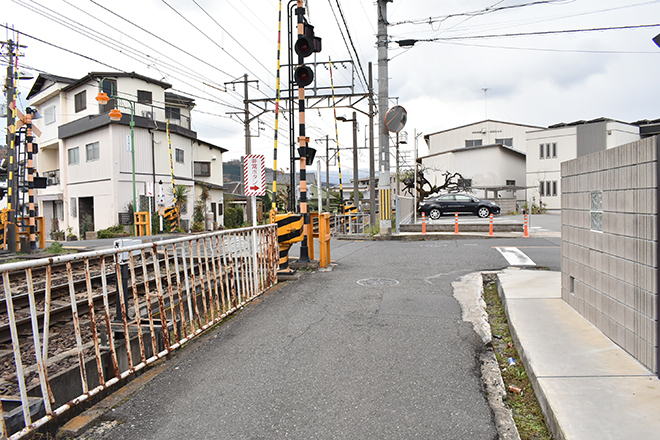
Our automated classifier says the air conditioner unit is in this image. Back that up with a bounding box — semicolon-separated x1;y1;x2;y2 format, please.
142;111;154;119
47;177;57;186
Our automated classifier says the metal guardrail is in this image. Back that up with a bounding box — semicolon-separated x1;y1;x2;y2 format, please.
333;213;371;237
0;225;278;439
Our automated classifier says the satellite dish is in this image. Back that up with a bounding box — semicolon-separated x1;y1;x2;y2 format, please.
385;106;407;133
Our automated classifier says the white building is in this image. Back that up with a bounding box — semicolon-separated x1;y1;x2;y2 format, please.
421;120;542;206
526;118;640;212
27;71;227;238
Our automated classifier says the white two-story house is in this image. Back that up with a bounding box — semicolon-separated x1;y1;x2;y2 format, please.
526;118;640;212
27;71;227;237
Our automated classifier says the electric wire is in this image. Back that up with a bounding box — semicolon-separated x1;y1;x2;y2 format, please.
12;0;238;110
86;0;235;80
332;0;368;92
161;0;276;96
191;0;275;85
424;23;660;42
60;0;224;88
390;0;567;27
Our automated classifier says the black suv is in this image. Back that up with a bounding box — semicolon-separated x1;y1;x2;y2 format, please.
418;194;501;219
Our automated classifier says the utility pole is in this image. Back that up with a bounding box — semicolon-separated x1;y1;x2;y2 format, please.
396;132;401;198
325;135;330;212
377;0;393;234
351;111;358;209
226;74;259;224
368;62;376;228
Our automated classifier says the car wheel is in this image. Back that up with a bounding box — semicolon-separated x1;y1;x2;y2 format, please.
429;208;442;220
477;207;490;218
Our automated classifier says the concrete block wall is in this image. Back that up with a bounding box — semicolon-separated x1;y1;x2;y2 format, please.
561;136;658;373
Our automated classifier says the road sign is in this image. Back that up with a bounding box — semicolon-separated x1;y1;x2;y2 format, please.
385;106;407;133
244;154;266;196
146;182;154;197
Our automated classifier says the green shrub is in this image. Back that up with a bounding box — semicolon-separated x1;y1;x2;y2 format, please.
225;206;244;229
97;225;126;239
47;242;65;254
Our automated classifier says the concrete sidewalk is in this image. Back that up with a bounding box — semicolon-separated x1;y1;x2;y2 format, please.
497;268;660;440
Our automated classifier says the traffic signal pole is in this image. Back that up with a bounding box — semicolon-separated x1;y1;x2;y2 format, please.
296;1;310;262
377;0;392;234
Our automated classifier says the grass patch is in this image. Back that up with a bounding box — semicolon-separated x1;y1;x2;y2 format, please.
482;273;553;440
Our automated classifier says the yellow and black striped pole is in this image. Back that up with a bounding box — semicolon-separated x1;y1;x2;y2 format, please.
271;0;283;215
296;0;311;263
329;58;345;214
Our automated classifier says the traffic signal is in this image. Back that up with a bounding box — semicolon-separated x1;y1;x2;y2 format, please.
294;20;321;88
295;23;321;58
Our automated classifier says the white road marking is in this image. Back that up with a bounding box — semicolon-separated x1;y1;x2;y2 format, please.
495;247;536;266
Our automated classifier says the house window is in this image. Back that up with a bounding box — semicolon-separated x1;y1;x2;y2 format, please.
137;90;152;104
506;180;515;186
591;191;603;232
86;142;100;162
54;200;64;220
175;148;184;164
68;147;79;165
465;139;482;148
539;144;544;159
100;80;117;113
546;181;552;197
44;105;56;125
552;181;557;196
194;161;211;177
70;197;77;217
546;143;551;158
539;181;545;196
166;107;181;120
495;138;513;147
552;142;557;158
74;91;86;113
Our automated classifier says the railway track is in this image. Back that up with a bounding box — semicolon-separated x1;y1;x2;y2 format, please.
0;227;279;439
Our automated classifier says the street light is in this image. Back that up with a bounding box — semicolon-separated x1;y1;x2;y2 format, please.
95;81;138;217
336;112;359;210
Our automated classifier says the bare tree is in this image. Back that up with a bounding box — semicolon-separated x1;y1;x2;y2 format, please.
400;165;471;209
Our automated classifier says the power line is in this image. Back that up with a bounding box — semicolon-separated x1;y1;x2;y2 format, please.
191;0;274;83
441;40;660;54
389;0;567;27
425;23;660;41
13;0;236;109
160;0;275;96
332;0;368;91
0;23;124;71
87;0;236;80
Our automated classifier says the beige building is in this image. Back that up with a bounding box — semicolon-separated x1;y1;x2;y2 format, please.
420;120;542;205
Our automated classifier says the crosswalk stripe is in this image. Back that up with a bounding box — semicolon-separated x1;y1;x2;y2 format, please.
495;247;536;266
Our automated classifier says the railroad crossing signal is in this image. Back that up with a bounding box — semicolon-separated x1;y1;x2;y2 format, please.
294;20;322;87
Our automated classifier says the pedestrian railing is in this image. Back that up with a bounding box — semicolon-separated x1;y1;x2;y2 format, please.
333;213;371;237
0;225;278;439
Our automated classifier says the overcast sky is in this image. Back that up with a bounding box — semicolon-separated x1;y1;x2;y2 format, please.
3;0;660;181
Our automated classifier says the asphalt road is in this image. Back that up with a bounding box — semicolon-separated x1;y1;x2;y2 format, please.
79;236;560;440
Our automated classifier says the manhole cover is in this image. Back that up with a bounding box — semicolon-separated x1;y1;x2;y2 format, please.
356;278;399;287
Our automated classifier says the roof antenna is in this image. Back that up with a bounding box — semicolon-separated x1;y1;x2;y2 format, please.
482;88;489;120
